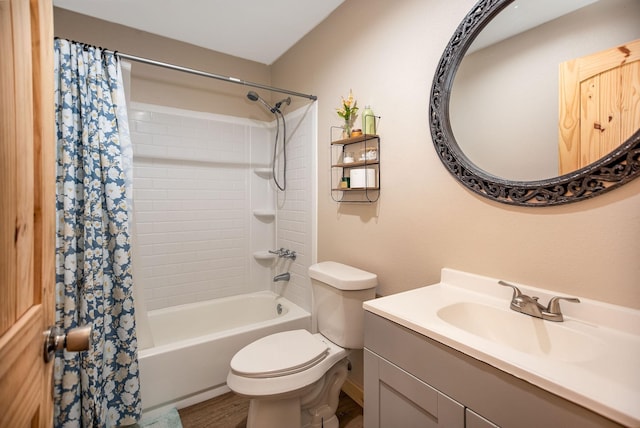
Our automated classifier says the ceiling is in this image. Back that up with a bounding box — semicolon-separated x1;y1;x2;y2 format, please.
52;0;600;66
52;0;345;65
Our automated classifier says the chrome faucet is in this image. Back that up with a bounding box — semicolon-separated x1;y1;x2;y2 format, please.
282;249;297;260
498;280;580;322
273;272;290;282
268;248;297;260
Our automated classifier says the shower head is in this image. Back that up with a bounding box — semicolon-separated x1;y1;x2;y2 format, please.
247;91;260;102
247;90;277;113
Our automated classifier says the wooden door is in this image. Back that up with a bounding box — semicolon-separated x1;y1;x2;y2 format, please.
0;0;55;426
559;39;640;174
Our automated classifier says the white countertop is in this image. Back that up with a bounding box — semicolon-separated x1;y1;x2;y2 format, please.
363;268;640;427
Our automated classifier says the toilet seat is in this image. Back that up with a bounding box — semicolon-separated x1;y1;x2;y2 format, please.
227;331;349;396
230;330;329;378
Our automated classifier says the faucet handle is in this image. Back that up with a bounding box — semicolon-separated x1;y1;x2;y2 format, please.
546;296;580;315
498;280;523;300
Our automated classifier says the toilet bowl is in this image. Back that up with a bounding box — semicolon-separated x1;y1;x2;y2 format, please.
226;261;377;428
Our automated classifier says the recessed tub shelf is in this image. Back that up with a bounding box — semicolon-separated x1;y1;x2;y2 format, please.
253;251;277;261
253;168;273;179
252;209;276;219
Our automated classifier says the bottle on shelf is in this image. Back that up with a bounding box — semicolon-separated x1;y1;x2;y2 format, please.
362;106;376;135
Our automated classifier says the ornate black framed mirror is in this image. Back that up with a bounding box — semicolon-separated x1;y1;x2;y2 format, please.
430;0;640;206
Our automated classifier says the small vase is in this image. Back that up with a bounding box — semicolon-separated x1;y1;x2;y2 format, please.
342;120;352;139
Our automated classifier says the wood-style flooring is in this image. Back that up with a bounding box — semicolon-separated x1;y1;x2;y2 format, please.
178;391;363;428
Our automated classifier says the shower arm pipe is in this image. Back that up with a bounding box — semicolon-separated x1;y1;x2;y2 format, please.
114;51;318;101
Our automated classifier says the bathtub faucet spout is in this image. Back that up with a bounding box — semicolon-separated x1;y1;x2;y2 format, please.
273;272;290;282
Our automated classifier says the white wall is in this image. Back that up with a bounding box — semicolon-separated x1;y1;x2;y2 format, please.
128;102;316;312
129;103;271;310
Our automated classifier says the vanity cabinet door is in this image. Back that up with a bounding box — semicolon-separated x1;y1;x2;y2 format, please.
364;349;464;428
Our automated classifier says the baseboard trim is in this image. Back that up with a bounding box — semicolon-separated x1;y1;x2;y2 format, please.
342;379;364;407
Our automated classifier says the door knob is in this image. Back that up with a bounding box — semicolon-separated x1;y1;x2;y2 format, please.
43;325;92;362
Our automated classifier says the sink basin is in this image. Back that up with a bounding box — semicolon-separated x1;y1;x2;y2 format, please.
436;302;603;362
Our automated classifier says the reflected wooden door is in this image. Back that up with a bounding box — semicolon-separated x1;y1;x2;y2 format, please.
559;39;640;175
0;0;55;426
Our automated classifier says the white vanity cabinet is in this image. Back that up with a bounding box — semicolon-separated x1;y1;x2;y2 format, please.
363;312;622;428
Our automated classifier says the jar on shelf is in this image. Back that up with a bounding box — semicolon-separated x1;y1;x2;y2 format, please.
358;147;378;162
343;152;355;164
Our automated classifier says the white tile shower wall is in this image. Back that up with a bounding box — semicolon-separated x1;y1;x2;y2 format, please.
129;102;274;310
274;105;317;313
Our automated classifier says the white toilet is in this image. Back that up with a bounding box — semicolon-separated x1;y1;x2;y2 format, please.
227;261;377;428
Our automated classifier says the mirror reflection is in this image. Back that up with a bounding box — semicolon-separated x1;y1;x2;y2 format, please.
450;0;640;181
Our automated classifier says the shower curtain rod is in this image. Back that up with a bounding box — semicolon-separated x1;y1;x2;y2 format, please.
114;51;318;101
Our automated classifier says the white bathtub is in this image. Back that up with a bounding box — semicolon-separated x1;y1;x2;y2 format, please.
138;291;311;411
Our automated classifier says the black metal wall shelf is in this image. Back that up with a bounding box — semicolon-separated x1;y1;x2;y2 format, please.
330;126;380;203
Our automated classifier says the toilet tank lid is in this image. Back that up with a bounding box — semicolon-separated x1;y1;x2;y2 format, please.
309;261;377;290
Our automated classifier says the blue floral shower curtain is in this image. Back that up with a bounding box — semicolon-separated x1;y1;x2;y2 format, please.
53;38;141;427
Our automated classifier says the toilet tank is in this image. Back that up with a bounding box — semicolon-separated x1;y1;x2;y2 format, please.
308;261;377;349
